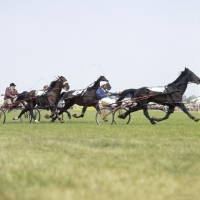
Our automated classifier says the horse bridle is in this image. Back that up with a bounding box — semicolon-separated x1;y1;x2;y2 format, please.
58;77;68;88
186;71;200;84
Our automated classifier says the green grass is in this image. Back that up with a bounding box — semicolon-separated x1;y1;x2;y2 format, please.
0;109;200;200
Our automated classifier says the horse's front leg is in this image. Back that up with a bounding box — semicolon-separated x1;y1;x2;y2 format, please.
49;107;64;123
72;105;87;118
29;109;40;123
178;103;200;122
65;111;71;119
51;107;70;122
152;106;175;123
45;110;55;119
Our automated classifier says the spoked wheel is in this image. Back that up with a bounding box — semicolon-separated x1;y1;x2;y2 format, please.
96;108;114;125
113;108;131;125
20;109;41;123
0;109;6;124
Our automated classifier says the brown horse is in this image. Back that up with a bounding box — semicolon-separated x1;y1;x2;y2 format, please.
53;76;111;121
14;76;70;123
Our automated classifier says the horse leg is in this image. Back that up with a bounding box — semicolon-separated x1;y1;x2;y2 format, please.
152;106;175;122
13;107;29;120
65;110;71;119
178;103;200;122
95;104;100;112
50;107;68;122
29;109;40;123
50;107;64;123
118;105;141;119
72;105;87;118
58;106;71;119
142;106;156;125
51;107;60;122
45;110;53;119
48;108;56;122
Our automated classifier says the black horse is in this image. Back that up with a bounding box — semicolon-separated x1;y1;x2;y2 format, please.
13;76;70;123
118;68;200;125
53;76;111;121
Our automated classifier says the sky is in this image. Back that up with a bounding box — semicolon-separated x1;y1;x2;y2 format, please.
0;0;200;97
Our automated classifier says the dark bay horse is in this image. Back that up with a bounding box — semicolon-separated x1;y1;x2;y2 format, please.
53;76;111;121
118;68;200;125
14;76;70;123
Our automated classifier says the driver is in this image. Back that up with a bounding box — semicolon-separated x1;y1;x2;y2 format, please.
96;81;121;106
43;85;49;92
3;83;19;108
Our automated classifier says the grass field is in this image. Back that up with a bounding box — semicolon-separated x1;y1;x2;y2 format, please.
0;109;200;200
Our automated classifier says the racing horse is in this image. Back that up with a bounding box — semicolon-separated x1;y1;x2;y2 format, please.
13;76;70;123
52;76;111;121
118;68;200;125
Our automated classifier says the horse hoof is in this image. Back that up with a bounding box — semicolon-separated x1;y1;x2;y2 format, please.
118;114;125;119
35;120;40;124
58;118;64;123
152;117;157;121
45;114;50;119
72;114;77;118
150;120;156;125
13;117;18;120
194;118;200;122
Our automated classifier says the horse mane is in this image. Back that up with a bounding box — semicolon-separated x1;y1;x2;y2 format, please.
168;68;188;86
49;79;58;89
88;76;105;90
15;91;27;102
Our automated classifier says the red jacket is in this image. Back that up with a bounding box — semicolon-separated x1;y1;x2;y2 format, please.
4;87;18;100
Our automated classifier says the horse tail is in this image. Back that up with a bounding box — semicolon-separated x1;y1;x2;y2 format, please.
60;91;75;100
117;89;137;102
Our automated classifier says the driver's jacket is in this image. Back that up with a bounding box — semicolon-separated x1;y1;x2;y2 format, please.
4;87;18;100
96;87;118;100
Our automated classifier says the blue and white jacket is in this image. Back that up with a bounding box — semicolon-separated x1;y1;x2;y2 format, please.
96;87;118;100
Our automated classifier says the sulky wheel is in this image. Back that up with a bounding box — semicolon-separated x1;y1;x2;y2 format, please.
113;107;131;125
96;108;114;125
0;108;6;123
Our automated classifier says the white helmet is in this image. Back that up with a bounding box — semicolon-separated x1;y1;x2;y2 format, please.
100;81;108;87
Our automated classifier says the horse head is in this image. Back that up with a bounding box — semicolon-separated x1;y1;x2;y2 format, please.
98;76;112;90
185;68;200;85
58;76;70;91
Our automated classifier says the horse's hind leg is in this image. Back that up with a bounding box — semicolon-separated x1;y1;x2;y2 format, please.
13;108;27;120
118;105;141;119
13;106;30;120
152;106;175;122
73;105;86;118
142;106;156;125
